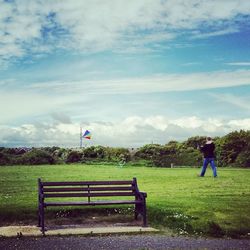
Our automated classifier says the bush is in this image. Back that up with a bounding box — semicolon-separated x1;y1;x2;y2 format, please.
83;146;99;158
0;152;11;165
217;130;250;166
52;148;67;163
184;136;207;149
19;149;56;165
135;144;163;160
234;144;250;167
66;150;83;163
104;147;130;162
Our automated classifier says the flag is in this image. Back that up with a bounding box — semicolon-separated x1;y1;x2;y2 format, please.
82;130;91;139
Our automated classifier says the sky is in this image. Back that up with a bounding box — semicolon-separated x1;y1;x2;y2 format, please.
0;0;250;148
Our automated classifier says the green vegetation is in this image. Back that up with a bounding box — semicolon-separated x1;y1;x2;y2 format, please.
1;130;250;167
0;164;249;238
0;146;130;166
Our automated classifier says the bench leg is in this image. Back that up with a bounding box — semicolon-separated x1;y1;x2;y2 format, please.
40;205;45;235
134;204;139;220
142;203;147;227
38;205;41;227
135;203;147;227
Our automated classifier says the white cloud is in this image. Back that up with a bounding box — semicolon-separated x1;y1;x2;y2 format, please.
169;117;223;133
191;27;239;39
153;0;250;29
182;62;202;66
56;123;79;136
0;88;90;124
227;62;250;66
26;69;250;95
1;70;249;124
0;90;52;123
1;0;250;65
228;118;250;130
51;112;72;124
172;116;203;129
1;115;249;147
210;93;250;111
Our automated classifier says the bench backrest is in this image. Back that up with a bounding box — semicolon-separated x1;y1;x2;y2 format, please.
38;178;140;201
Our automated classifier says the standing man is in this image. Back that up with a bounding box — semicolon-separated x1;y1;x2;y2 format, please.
198;137;218;177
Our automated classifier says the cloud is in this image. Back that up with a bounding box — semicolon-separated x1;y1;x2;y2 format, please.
159;0;250;28
226;62;250;66
1;0;250;65
26;69;250;95
191;27;239;39
0;90;53;123
0;88;90;124
1;115;249;147
51;112;72;124
228;118;250;130
181;62;202;66
1;69;249;124
210;93;250;111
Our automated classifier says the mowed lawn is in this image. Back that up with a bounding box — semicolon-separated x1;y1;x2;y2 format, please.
0;164;249;237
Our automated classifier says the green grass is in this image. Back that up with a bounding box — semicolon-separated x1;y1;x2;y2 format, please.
0;164;250;238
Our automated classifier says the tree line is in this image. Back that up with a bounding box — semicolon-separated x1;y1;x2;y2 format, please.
0;130;249;167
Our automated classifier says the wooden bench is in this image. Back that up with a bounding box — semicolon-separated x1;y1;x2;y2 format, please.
38;178;147;234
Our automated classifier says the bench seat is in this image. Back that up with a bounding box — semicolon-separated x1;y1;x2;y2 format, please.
44;200;142;206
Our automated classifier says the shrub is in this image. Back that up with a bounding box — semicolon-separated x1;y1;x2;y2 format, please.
103;147;130;161
135;144;163;160
0;152;11;165
235;143;250;167
217;130;250;166
83;146;99;158
20;149;56;165
52;148;67;163
66;150;83;163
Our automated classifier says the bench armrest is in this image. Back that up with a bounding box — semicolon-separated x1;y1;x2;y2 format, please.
136;191;147;200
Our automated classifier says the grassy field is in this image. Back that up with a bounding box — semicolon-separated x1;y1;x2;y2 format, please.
0;163;249;237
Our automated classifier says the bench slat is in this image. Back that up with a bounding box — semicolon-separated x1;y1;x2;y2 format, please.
42;180;133;186
44;200;142;206
44;192;135;198
43;186;133;192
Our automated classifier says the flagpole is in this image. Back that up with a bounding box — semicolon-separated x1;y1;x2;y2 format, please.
80;126;83;148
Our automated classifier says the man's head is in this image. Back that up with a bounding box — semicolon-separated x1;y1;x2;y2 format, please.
206;136;212;142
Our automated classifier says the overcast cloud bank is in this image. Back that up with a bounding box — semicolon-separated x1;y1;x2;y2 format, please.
1;116;250;148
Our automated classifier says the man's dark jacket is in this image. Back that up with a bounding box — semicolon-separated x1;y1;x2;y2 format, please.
200;142;215;158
